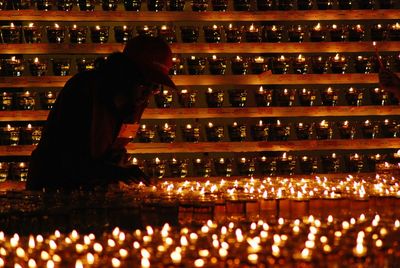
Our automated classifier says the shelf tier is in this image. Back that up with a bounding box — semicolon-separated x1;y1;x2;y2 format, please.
1;139;398;156
1;42;400;54
2;106;400;121
0;73;384;87
0;10;399;22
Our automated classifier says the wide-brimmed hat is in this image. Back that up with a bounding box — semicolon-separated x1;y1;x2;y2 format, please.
123;35;176;90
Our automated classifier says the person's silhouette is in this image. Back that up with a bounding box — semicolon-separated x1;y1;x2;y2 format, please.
26;35;176;191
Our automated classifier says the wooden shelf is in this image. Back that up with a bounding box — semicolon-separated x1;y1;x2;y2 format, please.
3;106;400;121
0;10;398;22
0;139;398;156
1;42;400;54
0;73;384;88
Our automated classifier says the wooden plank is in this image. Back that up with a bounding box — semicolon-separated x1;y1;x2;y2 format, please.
0;145;35;156
0;10;398;22
0;110;48;121
1;42;399;54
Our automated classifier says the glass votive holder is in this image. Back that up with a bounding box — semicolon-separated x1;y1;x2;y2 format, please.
52;58;70;76
0;125;19;145
193;158;212;177
228;89;247;107
293;54;308;74
270;120;291;141
154;89;173;108
309;23;327;42
237;157;255;176
76;58;95;73
233;0;251;10
380;119;398;138
369;55;391;73
330;53;347;74
321;87;338;106
321;153;340;173
257;155;276;175
364;153;383;172
167;0;185;10
256;0;273;10
262;25;283;43
298;88;316;106
90;26;109;43
102;0;118;10
345;87;363;106
114;25;134;43
329;24;346;42
271;55;289;74
228;122;246;142
245;24;261;42
255;86;273;107
295;122;313;140
208;55;227;75
348;24;365;41
36;0;53;10
338;0;352;9
338;120;355;139
137;124;156;143
276;153;296;175
214;158;232;177
346;153;364;173
206;87;224;107
250;56;268;74
23;24;42;43
251;120;269;141
277;0;294;10
56;0;74;11
359;0;375;9
379;0;394;9
389;23;400;41
147;0;164;11
297;0;312;9
40;90;57;110
13;162;29;182
1;23;22;43
19;124;42;145
78;0;95;10
178;89;196;107
158;123;176;143
170;56;184;75
0;92;13;111
182;123;200;142
311;56;328;74
12;0;31;10
354;56;371;74
0;162;9;182
148;158;166;179
29;57;47;77
361;120;379;139
169;158;188;178
16;90;35;110
288;25;305;42
157;25;177;43
205;122;224;142
231;56;248;75
316;0;333;9
191;0;208;11
277;88;296;106
299;156;317;174
204;25;222;43
211;0;227;10
69;25;87;44
370;87;389;105
180;26;199;43
1;57;24;77
187;56;206;75
123;0;141;10
371;24;387;41
225;24;243;43
46;24;65;44
315;120;333;139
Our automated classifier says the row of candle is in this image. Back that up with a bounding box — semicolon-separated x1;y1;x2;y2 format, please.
0;124;42;146
2;0;397;11
156;87;397;107
5;22;400;44
0;90;57;110
136;119;399;143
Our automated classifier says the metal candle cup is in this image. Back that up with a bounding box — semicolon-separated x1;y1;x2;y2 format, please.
299;155;317;174
330;54;347;74
23;24;42;43
329;24;346;42
262;25;283;42
255;86;273;107
293;54;308;74
295;122;313;140
208;55;227;75
40;90;57;110
204;25;222;43
170;56;185;75
211;0;227;10
250;56;267;74
233;0;251;10
228;122;246;141
271;120;290;141
228;89;247;107
78;0;95;10
193;158;212;177
257;156;276;176
180;26;199;43
310;23;326;42
114;25;133;43
182;123;200;142
0;92;13;111
251;120;269;141
380;119;399;138
178;89;196;107
187;56;206;75
346;153;364;173
52;58;70;76
277;88;296;106
370;87;389;105
288;25;305;42
214;158;232;177
157;25;176;43
19;124;42;145
276;153;296;175
167;0;185;10
321;87;338;106
1;23;21;43
345;87;363;106
362;120;379;139
191;0;208;11
46;24;65;44
29;57;47;76
205;122;224;142
299;88;316;106
1;57;24;77
16;90;35;110
13;162;29;182
137;124;156;143
245;24;261;42
158;123;176;143
272;55;289;74
123;0;142;10
148;158;166;179
69;25;87;44
154;89;173;108
76;58;95;73
206;87;224;107
225;24;243;43
237;157;255;176
321;153;340;173
348;24;365;41
102;0;118;10
231;56;248;75
0;125;19;146
169;158;188;178
315;120;333;139
311;56;328;74
338;120;356;139
90;25;109;43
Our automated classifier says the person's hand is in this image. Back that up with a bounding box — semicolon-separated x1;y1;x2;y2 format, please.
123;165;152;186
379;68;400;100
